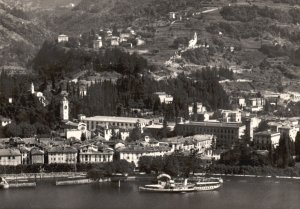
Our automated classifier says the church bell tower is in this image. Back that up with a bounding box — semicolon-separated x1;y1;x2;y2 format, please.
60;97;69;121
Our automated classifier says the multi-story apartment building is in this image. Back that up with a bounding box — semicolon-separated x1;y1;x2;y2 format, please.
79;145;114;163
47;146;78;164
175;122;246;148
82;116;151;132
0;149;22;166
253;131;280;150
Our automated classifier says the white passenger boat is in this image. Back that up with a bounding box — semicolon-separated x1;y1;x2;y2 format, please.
0;177;9;189
194;177;223;191
139;174;195;193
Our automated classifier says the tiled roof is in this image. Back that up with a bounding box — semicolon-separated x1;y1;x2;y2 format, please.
0;149;21;156
118;145;171;154
82;116;151;123
47;146;77;153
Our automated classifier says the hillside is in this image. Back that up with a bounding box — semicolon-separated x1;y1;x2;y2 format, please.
0;0;53;72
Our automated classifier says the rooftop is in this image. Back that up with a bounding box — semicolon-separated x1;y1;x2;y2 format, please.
47;146;77;153
118;145;171;154
179;121;244;128
82;116;151;123
0;149;21;156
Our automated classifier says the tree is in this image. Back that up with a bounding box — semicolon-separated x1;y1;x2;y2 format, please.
128;121;142;142
295;132;300;156
256;120;269;132
276;133;294;168
111;129;118;141
80;133;87;141
4;123;22;137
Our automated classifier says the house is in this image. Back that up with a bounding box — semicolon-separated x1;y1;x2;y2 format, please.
135;36;145;46
188;102;207;115
93;37;102;49
58;34;69;43
253;131;280;150
111;36;120;46
119;33;131;43
31;83;47;106
47;146;78;164
0;116;11;127
153;92;173;104
30;148;45;164
0;149;22;165
169;12;176;19
220;110;242;123
79;144;114;163
65;122;88;140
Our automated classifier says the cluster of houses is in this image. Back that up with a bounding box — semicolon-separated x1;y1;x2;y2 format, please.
57;27;146;49
0;133;215;167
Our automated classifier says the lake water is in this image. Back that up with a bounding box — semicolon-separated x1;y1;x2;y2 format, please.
0;177;299;209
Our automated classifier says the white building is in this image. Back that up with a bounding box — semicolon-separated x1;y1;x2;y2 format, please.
169;12;176;19
118;145;171;167
65;122;88;140
253;131;280;150
221;110;242;123
31;83;47;106
96;124;130;141
188;102;207;115
153;92;173;104
79;145;114;163
188;32;197;48
47;146;78;164
93;37;103;49
82;116;151;131
0;116;12;127
111;36;120;46
58;34;69;43
0;149;22;166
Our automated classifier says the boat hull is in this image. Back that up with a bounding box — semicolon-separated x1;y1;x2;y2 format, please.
194;184;221;191
139;186;195;193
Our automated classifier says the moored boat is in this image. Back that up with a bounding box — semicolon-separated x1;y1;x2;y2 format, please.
0;177;9;189
194;177;223;191
139;174;195;193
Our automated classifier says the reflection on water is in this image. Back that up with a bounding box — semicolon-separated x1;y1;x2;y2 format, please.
0;177;299;209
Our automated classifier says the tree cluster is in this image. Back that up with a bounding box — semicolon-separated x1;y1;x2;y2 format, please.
139;154;203;177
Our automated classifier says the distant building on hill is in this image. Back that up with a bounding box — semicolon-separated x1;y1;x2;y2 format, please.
58;34;69;43
153;92;173;104
93;37;102;49
0;116;11;127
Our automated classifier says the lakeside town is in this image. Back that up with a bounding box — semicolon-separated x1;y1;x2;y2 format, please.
0;0;300;189
0;79;300;178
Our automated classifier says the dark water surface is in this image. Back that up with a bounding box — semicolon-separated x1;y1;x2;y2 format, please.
0;177;299;209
